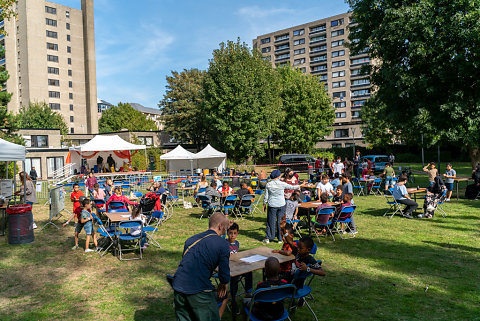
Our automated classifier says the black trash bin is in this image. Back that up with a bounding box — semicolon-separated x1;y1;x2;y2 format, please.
7;204;34;245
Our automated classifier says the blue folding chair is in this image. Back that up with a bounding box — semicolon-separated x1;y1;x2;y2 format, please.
198;195;219;220
108;209;128;213
291;269;319;321
116;220;143;261
352;178;365;196
108;201;126;210
383;188;404;219
143;210;163;248
312;206;335;242
369;178;383;196
252;190;264;215
222;195;239;218
244;284;296;321
238;194;255;217
93;199;106;216
332;205;357;239
91;213;116;257
436;190;448;218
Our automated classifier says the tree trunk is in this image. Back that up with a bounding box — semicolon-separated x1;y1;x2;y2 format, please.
469;147;480;169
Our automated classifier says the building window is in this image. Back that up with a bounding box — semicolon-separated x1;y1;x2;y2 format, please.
310;25;326;34
331;29;344;37
293;38;305;46
298;67;306;73
261;37;270;44
70;104;74;111
332;70;345;78
68;58;72;64
29;135;49;147
351;57;370;65
261;47;271;53
335;112;347;118
331;40;344;48
275;34;289;42
352;110;361;118
66;11;70;18
46;18;57;26
351;78;370;86
70;128;74;134
49;103;60;110
69;93;73;99
319;74;328;81
46;42;58;51
332;143;343;148
70;116;74;122
69;81;73;88
47;55;59;62
334;101;346;108
332;60;345;68
311;45;327;53
351;89;370;97
352;100;366;108
332;50;345;58
311;55;327;63
67;34;71;41
351;68;366;76
275;44;289;51
45;6;56;14
334;129;349;138
331;18;344;27
46;30;58;38
310;36;326;44
263;56;271;61
293;58;305;66
138;136;153;146
311;65;327;72
49;91;60;98
25;158;42;179
333;91;346;98
48;67;59;74
294;48;305;55
48;79;60;86
275;53;290;60
47;157;64;178
66;22;70;30
67;46;71;53
293;29;305;36
68;69;72;76
332;80;346;88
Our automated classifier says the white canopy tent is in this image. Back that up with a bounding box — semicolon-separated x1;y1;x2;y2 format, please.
0;138;26;161
69;135;147;172
194;144;227;173
160;145;197;174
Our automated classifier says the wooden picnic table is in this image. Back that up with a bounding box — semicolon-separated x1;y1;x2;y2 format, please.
453;177;472;200
105;211;132;224
229;246;295;277
407;187;427;202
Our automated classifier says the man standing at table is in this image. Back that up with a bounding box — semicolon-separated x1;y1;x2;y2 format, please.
173;212;231;321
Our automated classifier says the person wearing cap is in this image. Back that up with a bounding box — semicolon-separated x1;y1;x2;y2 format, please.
263;170;306;244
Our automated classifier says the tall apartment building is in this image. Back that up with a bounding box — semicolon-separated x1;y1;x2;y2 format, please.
253;12;371;148
2;0;98;134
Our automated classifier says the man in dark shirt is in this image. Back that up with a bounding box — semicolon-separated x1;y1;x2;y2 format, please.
173;212;231;321
29;167;38;184
107;154;115;172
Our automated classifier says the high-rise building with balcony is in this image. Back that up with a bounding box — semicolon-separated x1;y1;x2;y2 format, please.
253;12;371;148
2;0;98;134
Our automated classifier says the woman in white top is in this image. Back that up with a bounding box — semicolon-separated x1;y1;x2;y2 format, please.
130;206;148;249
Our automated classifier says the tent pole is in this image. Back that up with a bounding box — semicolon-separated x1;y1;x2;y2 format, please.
6;161;8;179
23;161;26;203
13;162;16;204
144;149;148;171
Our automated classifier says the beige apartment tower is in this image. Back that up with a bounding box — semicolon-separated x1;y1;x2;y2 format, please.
253;12;371;148
3;0;98;134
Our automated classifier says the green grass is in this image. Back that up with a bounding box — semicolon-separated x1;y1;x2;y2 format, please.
1;168;480;320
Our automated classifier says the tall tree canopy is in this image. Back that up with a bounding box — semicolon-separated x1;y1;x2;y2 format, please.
17;102;68;135
159;68;206;151
202;39;282;162
98;103;158;133
348;0;480;165
275;66;334;153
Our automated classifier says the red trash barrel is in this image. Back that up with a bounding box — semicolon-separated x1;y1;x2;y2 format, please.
7;204;34;245
167;181;178;197
308;165;313;176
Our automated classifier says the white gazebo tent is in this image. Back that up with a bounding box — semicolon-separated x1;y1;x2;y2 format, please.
0;138;27;203
160;145;197;175
195;144;227;173
69;135;146;172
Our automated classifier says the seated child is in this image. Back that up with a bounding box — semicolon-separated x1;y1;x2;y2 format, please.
288;236;325;288
106;187;139;210
315;192;333;235
285;193;299;229
243;257;288;321
79;199;98;253
331;172;341;189
219;181;233;197
334;193;357;233
228;223;253;314
63;195;87;250
130;206;149;249
332;185;343;202
103;178;113;200
92;183;106;203
272;224;295;281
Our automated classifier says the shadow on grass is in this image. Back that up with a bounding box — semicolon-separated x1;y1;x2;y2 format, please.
423;240;480;254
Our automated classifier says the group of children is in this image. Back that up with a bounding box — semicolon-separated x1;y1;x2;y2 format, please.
225;220;325;320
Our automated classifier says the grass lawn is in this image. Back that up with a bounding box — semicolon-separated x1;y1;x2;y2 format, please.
1;169;480;320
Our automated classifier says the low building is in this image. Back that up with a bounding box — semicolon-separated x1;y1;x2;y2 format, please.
128;103;163;130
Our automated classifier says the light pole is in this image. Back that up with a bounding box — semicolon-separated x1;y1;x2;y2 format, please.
351;127;356;159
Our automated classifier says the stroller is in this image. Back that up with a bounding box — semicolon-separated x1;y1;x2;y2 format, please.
140;192;164;216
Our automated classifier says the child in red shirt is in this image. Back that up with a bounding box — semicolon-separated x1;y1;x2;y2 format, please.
70;184;84;214
272;224;295;280
63;184;87;250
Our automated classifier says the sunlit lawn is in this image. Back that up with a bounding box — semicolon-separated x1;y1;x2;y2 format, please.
0;167;479;320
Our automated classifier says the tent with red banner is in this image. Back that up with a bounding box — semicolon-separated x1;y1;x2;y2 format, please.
68;135;146;173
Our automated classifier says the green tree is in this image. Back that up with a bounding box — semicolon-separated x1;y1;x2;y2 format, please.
98;102;158;133
17;102;68;135
202;39;282;162
159;68;206;151
275;66;334;153
348;0;480;166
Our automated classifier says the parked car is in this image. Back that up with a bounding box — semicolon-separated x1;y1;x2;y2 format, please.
278;154;318;172
360;155;389;173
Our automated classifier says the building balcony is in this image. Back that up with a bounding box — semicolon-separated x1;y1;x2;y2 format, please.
350;83;371;89
275;55;290;62
274;47;290;53
351;93;371;99
274;36;289;43
0;34;4;41
310;58;327;65
0;20;4;28
309;38;326;46
309;49;327;57
309;28;326;35
0;58;5;65
311;69;327;75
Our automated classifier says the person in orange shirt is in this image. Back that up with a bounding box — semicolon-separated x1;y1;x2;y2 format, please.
70;184;84;213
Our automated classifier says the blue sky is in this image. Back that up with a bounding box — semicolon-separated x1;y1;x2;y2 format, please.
56;0;350;108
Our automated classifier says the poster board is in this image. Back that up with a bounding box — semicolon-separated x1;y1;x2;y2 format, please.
154;176;162;182
0;179;13;198
41;186;70;230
